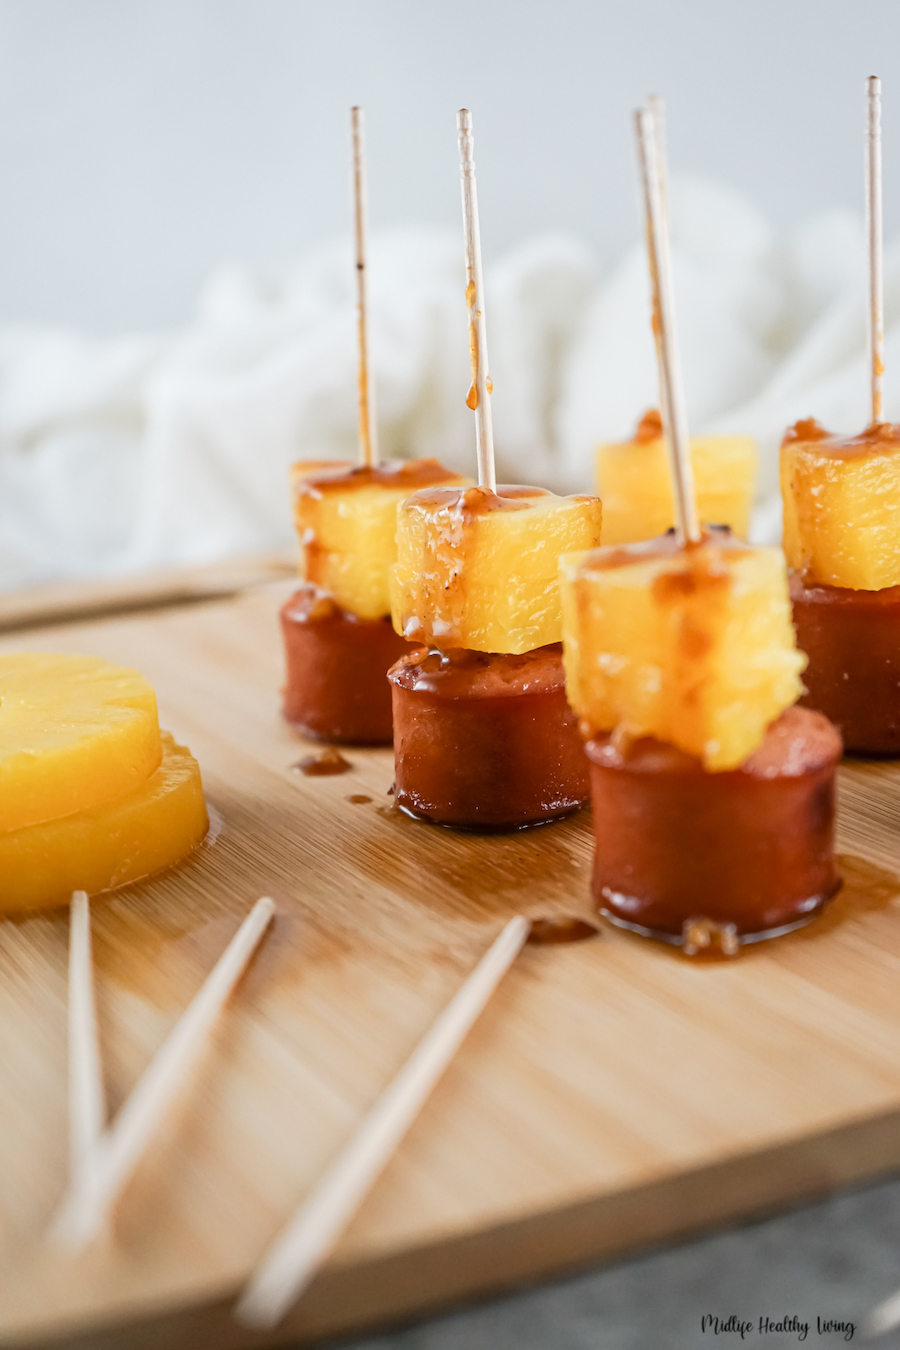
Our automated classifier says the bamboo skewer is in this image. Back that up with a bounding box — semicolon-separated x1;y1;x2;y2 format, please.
647;94;668;211
52;895;275;1250
67;891;106;1192
866;75;884;424
351;106;378;467
646;94;671;439
634;103;701;545
235;915;531;1331
457;108;497;492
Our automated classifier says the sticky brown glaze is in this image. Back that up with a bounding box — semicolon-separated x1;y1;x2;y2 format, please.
790;571;900;754
586;706;842;939
388;644;589;830
293;458;465;496
580;523;744;577
782;418;900;457
634;408;664;442
280;586;412;745
527;917;599;944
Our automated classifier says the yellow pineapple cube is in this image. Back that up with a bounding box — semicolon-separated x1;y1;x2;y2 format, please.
596;409;758;545
559;535;805;770
293;458;469;620
780;420;900;589
0;653;162;833
391;485;603;654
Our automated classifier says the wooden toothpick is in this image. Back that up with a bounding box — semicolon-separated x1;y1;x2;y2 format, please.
51;896;275;1250
635;103;700;545
646;94;670;437
457;109;497;492
351;107;378;466
67;891;105;1192
866;76;884;423
235;915;530;1331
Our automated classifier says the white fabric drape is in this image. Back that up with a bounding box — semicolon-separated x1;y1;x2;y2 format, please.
0;175;891;591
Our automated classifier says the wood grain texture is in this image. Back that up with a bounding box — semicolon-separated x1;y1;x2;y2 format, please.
1;576;900;1347
0;552;296;635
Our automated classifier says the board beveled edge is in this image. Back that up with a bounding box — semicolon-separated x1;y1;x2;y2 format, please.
8;1103;900;1350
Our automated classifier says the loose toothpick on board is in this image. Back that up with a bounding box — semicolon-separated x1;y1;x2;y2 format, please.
351;106;378;466
866;75;885;424
67;891;106;1192
634;103;701;545
234;915;531;1331
457;108;497;492
51;895;276;1250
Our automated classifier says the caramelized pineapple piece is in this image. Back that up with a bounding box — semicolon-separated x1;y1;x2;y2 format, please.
596;410;758;545
391;485;603;654
559;534;805;770
780;419;900;589
293;458;469;620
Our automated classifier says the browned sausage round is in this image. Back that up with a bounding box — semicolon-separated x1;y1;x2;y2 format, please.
790;571;900;754
280;586;411;745
586;705;842;939
388;644;589;830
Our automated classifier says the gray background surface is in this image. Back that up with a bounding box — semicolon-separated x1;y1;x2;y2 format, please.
331;1177;900;1349
0;0;899;331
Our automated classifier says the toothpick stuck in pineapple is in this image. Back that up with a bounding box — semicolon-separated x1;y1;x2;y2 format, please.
351;107;378;467
67;891;105;1193
645;94;670;438
866;76;884;424
457;109;497;492
634;104;701;545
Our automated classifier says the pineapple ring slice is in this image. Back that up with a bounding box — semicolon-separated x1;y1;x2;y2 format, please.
0;654;162;833
0;731;209;915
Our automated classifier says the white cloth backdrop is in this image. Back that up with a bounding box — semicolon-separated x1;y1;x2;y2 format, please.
0;175;894;592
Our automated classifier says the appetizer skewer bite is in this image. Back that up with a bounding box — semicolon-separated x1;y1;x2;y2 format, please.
560;103;841;951
386;110;603;830
281;108;467;745
781;78;900;753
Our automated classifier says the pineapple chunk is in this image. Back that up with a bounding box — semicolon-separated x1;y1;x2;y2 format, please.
0;653;162;833
559;534;806;770
780;419;900;589
596;409;758;545
391;485;603;654
0;731;208;915
293;458;469;620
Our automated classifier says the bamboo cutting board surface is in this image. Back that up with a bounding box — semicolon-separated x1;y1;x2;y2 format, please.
2;571;900;1348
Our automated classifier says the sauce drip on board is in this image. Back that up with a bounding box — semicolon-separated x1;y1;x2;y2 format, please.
527;917;599;945
294;749;352;777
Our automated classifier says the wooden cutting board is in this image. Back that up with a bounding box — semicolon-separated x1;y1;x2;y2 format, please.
2;567;900;1349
